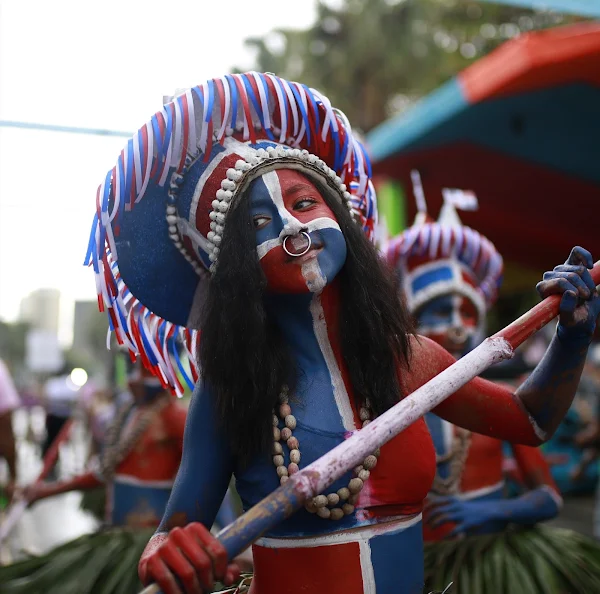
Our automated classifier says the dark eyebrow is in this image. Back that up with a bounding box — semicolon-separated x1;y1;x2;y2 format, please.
285;183;314;197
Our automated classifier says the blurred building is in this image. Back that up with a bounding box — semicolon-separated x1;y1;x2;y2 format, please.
72;300;103;354
19;288;61;335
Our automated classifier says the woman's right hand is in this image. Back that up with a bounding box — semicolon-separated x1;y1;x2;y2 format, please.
138;524;241;594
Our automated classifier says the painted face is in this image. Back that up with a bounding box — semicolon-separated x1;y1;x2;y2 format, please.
248;169;347;293
415;292;480;358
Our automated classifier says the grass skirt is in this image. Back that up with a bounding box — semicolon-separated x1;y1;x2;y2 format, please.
0;527;153;594
424;524;600;594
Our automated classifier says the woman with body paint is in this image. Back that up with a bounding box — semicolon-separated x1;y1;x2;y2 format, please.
84;73;600;594
385;188;600;592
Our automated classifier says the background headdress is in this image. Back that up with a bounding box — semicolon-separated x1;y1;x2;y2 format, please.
84;72;377;394
384;170;503;321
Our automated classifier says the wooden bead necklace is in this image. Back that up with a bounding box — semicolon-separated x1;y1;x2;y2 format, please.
272;386;380;520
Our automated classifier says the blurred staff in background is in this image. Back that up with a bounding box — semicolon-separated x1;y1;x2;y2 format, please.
0;358;21;506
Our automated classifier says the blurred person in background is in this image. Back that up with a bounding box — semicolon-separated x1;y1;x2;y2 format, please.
0;356;249;591
384;185;599;592
0;358;21;507
569;344;600;538
40;363;80;477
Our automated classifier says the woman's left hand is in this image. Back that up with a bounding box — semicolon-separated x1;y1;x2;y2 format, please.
536;246;599;339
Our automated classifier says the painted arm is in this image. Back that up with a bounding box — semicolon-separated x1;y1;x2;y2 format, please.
138;381;240;594
414;248;599;444
24;471;102;504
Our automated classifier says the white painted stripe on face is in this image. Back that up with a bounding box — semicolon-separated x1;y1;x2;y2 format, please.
301;257;326;293
310;296;357;431
359;539;377;594
262;170;302;230
255;513;423;548
256;217;342;260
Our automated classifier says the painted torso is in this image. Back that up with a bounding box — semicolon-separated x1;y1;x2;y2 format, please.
235;289;435;594
107;400;185;528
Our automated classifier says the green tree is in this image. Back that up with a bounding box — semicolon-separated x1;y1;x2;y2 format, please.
241;0;582;133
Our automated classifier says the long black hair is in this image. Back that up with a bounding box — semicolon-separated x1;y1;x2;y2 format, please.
198;175;414;466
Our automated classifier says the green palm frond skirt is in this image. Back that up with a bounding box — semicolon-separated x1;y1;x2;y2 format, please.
0;527;153;594
424;524;600;594
0;527;250;594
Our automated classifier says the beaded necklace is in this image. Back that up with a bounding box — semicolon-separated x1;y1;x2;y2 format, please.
271;385;380;521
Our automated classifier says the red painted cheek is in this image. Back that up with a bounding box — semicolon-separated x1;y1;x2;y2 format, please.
260;247;310;293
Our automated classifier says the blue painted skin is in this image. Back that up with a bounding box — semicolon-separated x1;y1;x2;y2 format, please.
145;171;598;594
155;172;427;593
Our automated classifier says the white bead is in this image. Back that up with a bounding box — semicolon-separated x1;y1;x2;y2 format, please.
213;234;222;245
348;478;363;494
354;465;364;475
308;154;317;163
215;213;225;224
313;495;328;508
207;231;216;241
334;176;342;185
248;155;260;165
358;469;370;481
215;224;224;234
280;475;289;485
290;149;301;158
281;427;292;441
272;442;283;455
290;449;300;464
273;414;279;426
210;222;217;231
343;192;352;201
273;427;281;441
216;189;233;202
226;168;238;180
221;180;236;191
276;466;288;478
209;212;218;221
359;408;370;421
166;215;177;224
266;146;276;156
339;184;347;192
362;419;371;427
284;415;296;430
212;199;220;210
166;205;177;214
213;247;220;256
235;159;247;170
316;507;331;519
342;504;354;515
337;488;350;501
330;508;344;521
363;455;377;470
327;493;340;506
273;455;284;467
167;225;176;233
208;253;217;262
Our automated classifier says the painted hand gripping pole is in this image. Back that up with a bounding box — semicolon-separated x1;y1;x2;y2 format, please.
140;260;600;594
0;418;74;545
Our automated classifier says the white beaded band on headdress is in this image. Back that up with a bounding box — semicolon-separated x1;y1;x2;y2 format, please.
165;145;357;274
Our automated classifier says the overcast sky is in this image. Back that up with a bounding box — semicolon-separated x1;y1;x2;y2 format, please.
0;0;319;343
